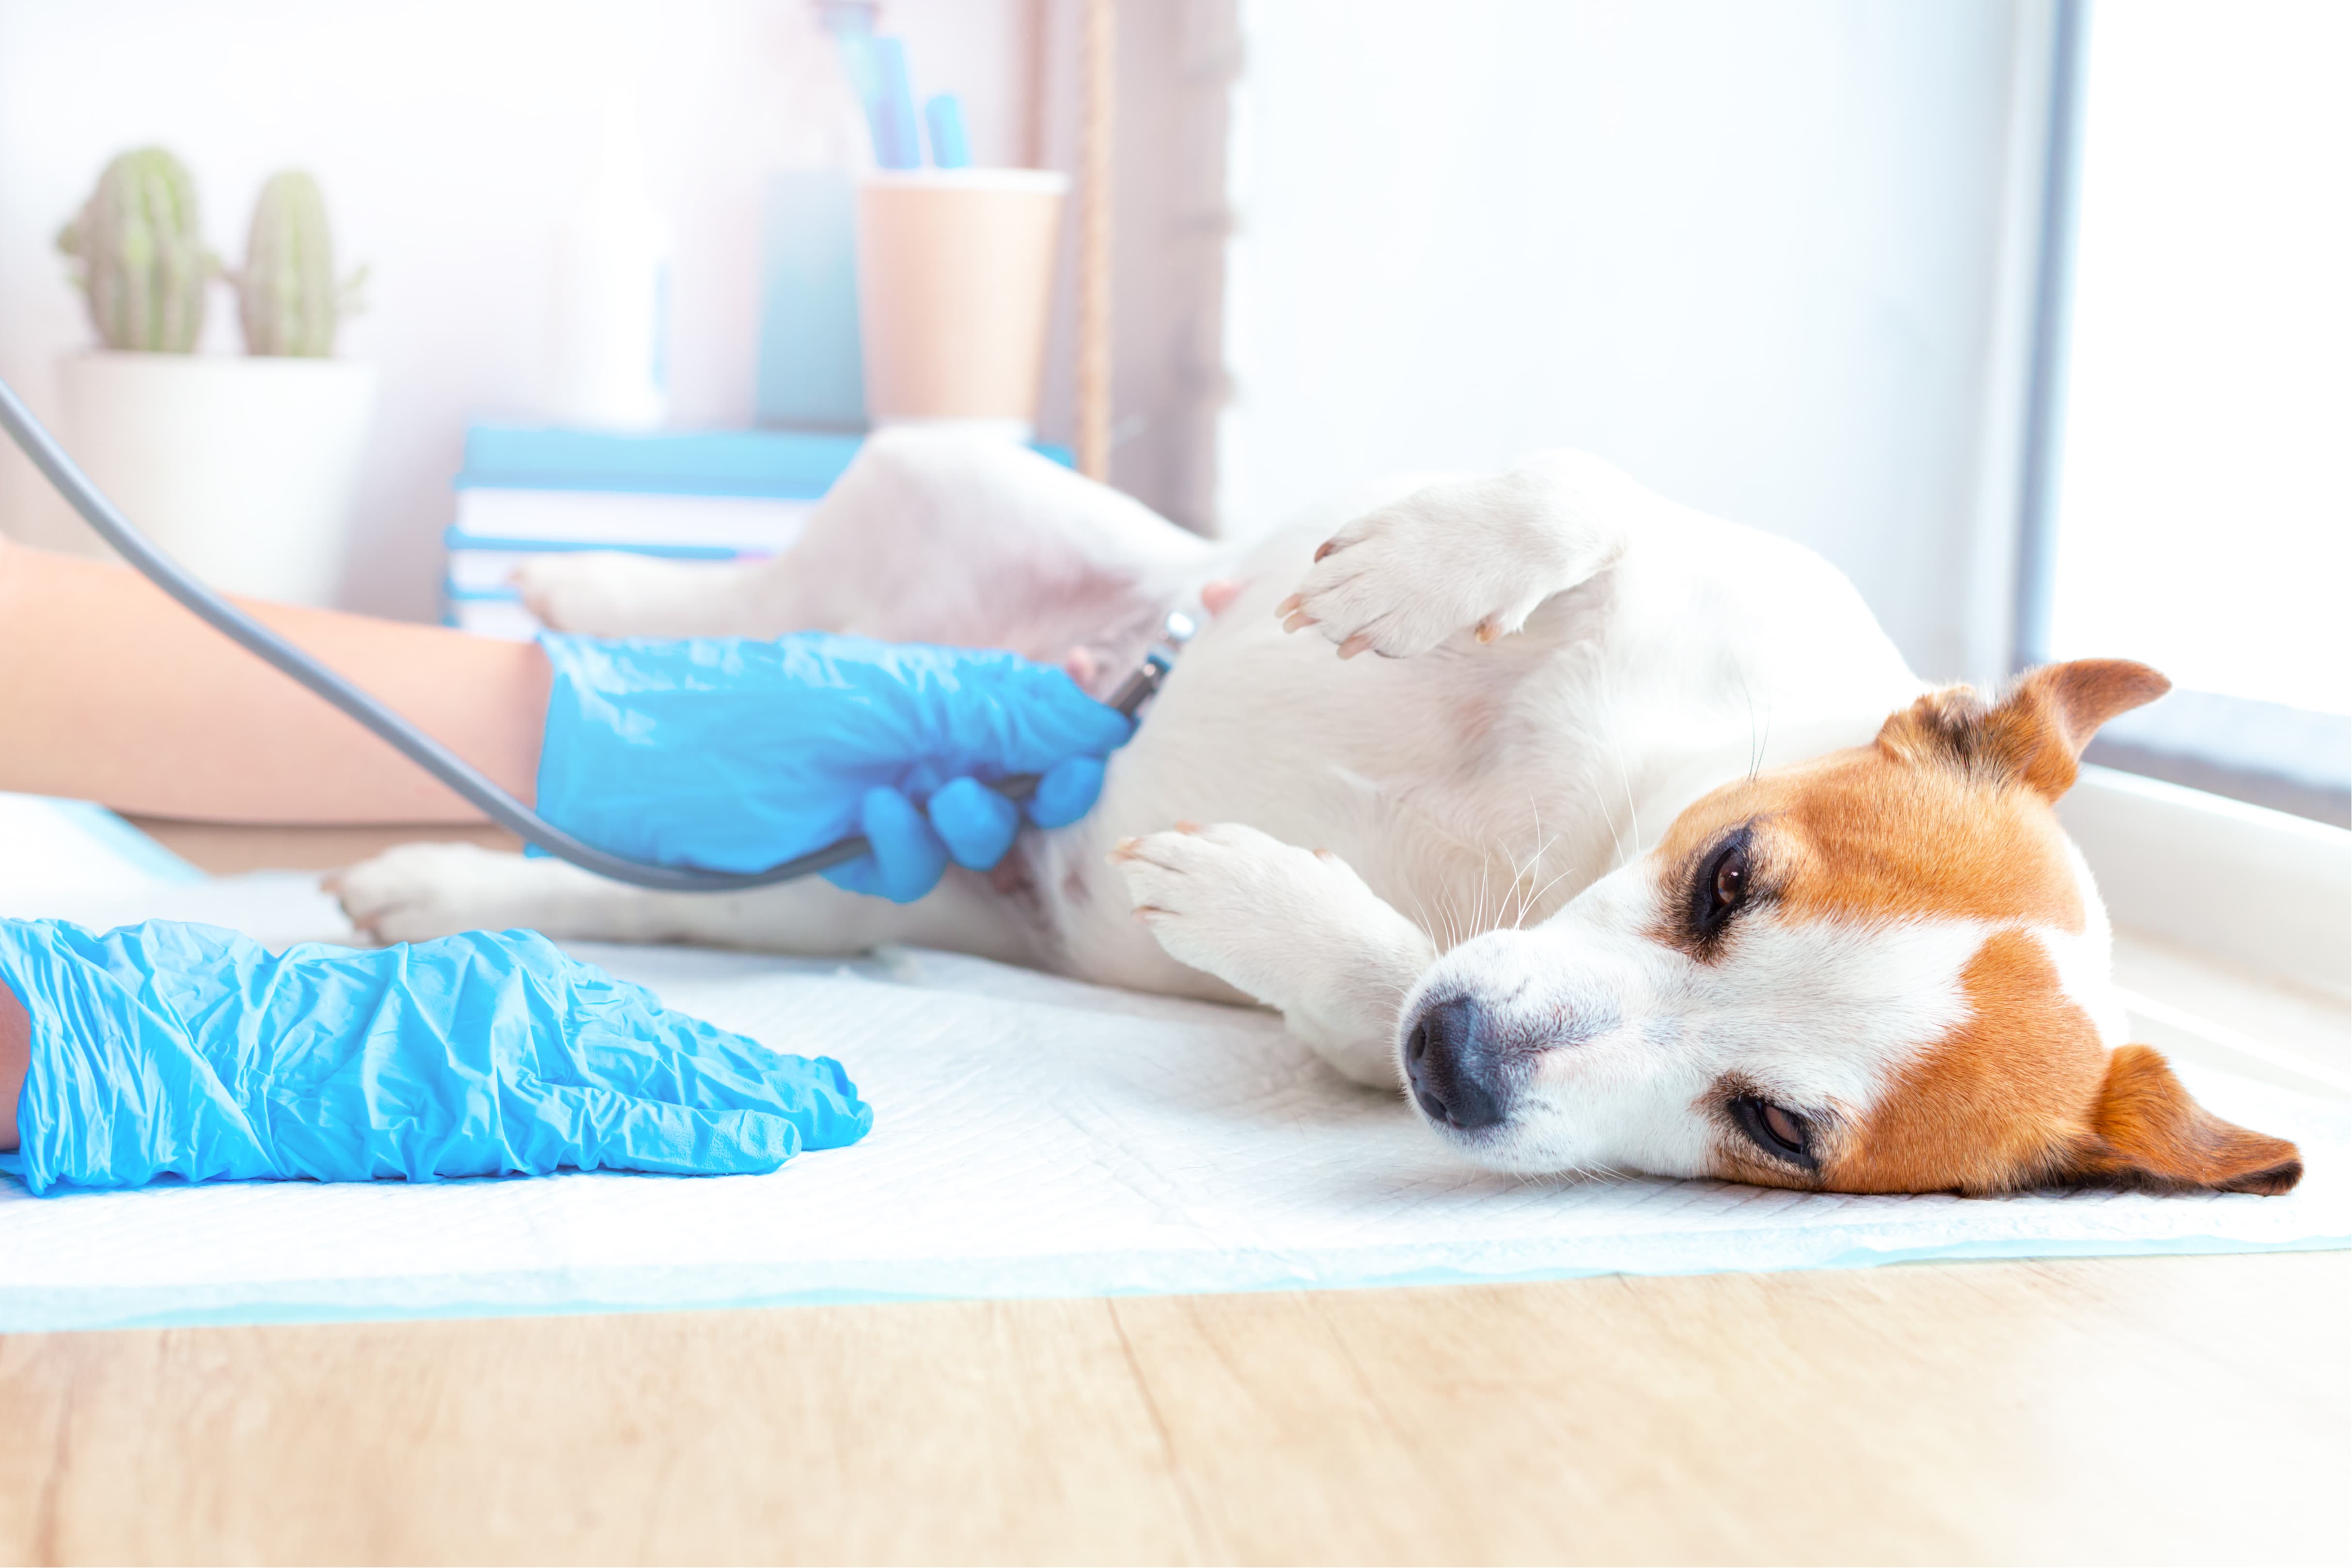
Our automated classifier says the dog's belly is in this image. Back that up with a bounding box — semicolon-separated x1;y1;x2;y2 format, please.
1007;533;1622;998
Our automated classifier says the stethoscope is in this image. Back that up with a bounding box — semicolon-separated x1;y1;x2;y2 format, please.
0;374;1190;893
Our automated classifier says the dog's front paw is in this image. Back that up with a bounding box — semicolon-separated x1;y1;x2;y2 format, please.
1277;463;1619;659
329;842;556;944
1112;823;1427;1088
1110;823;1377;1004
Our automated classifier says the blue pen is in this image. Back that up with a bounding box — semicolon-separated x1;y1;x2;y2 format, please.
925;94;971;169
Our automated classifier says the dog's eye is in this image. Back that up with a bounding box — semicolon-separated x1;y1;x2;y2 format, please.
1712;845;1749;910
1688;828;1755;945
1730;1095;1817;1170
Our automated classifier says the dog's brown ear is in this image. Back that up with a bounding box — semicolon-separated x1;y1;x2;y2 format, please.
2060;1045;2303;1194
1878;659;2169;799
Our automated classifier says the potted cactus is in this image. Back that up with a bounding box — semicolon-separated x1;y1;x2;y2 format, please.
54;151;376;606
55;147;217;352
235;171;369;358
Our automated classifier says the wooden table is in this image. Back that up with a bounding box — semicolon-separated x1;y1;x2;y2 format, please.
2;824;2344;1566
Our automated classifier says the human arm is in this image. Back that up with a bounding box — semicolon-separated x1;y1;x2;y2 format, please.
0;981;24;1152
0;535;1129;894
0;535;548;823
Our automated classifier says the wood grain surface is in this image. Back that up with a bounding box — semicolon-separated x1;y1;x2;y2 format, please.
2;1251;2345;1565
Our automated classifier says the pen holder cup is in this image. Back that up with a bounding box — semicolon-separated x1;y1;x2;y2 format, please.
855;169;1068;441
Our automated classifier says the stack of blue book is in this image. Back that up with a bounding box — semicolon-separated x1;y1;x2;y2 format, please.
442;424;865;639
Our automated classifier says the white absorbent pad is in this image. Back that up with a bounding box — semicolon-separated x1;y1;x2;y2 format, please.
1;820;2347;1333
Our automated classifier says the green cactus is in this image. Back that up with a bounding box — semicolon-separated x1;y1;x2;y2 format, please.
235;170;366;357
55;148;218;353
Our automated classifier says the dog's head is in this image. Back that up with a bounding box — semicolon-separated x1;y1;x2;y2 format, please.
1400;659;2304;1195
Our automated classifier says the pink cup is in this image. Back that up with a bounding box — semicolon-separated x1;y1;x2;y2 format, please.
855;169;1069;440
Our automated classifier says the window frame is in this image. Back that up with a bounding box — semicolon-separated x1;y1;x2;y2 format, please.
2009;0;2350;829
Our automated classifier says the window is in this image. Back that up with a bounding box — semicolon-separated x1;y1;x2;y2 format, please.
2021;0;2351;825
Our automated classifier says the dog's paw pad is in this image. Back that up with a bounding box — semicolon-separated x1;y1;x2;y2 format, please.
333;842;526;945
1281;468;1614;660
1109;823;1379;994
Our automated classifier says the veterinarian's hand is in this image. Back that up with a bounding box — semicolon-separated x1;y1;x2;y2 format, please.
533;633;1133;900
0;916;871;1195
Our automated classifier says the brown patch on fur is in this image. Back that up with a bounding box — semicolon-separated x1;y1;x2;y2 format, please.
2061;1045;2304;1193
1645;748;2086;958
1778;757;2087;932
1651;660;2168;944
1878;659;2169;800
1665;658;2294;1196
1822;930;2110;1193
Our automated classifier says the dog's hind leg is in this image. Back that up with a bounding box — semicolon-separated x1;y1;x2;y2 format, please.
1109;822;1435;1088
332;842;1038;966
515;430;1217;674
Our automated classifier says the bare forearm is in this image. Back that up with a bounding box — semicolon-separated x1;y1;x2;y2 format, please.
0;537;547;824
0;981;23;1151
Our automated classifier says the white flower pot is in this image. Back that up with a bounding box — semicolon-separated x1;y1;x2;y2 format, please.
56;352;377;607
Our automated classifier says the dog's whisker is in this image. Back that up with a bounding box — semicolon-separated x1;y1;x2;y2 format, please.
1591;678;1647;859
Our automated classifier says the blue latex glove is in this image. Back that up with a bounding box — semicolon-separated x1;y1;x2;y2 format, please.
535;633;1132;902
0;917;871;1196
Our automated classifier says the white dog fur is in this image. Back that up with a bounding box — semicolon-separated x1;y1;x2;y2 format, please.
338;432;1977;1178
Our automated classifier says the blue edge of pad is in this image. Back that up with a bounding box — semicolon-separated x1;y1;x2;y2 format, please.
41;798;206;884
3;1232;2344;1335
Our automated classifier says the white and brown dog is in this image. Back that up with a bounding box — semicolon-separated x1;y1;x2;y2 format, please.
339;433;2302;1198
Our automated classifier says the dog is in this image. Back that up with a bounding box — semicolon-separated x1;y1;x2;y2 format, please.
337;432;2302;1197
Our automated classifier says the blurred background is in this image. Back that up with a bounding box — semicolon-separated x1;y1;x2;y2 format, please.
0;0;2342;821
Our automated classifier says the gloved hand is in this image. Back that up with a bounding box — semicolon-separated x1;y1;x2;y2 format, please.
534;633;1133;902
0;917;870;1196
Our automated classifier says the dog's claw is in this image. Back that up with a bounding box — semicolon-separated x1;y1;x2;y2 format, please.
1283;610;1318;634
1475;619;1501;644
1275;593;1302;617
1339;633;1374;659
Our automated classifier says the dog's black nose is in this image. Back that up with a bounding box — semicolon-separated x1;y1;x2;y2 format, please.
1402;996;1507;1131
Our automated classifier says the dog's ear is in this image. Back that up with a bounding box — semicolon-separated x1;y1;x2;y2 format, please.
2058;1044;2303;1194
1877;659;2169;799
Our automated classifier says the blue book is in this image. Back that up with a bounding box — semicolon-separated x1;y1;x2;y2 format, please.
460;424;864;499
461;424;1073;495
445;528;746;561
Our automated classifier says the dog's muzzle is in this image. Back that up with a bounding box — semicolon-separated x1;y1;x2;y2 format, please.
1402;995;1512;1133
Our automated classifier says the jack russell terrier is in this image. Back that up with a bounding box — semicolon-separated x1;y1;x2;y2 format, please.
338;433;2302;1198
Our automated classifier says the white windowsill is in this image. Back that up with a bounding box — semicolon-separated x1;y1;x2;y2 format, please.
2062;766;2352;1101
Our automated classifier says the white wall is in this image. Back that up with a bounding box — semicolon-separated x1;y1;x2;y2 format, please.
1220;0;2047;684
0;0;1033;620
